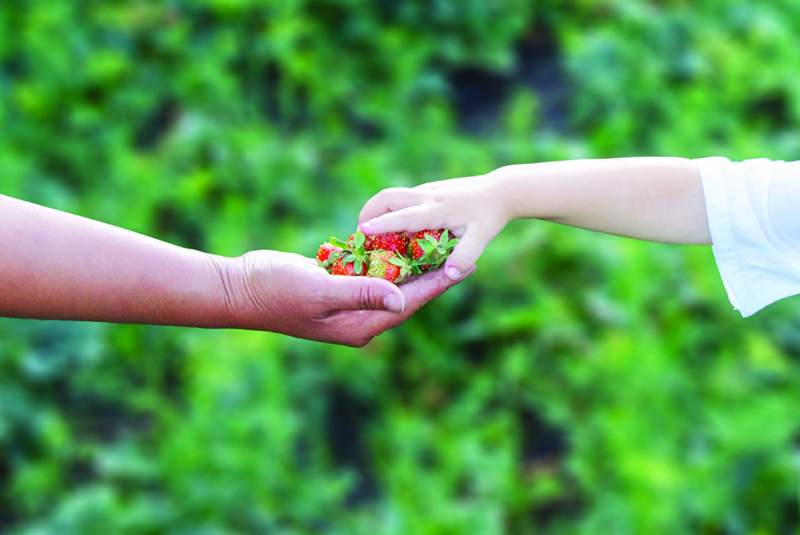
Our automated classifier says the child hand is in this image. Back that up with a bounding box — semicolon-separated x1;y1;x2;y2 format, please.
358;173;510;280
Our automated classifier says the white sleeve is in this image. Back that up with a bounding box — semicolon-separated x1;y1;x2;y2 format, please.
695;157;800;317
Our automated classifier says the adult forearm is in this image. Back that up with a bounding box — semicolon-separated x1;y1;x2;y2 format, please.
493;157;712;245
0;195;233;327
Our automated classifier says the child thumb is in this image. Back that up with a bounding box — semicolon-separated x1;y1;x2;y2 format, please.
443;232;487;281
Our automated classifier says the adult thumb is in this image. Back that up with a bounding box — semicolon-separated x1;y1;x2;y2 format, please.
330;276;406;314
443;231;488;281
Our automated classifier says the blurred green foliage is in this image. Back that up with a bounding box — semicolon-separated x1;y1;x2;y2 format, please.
2;1;800;533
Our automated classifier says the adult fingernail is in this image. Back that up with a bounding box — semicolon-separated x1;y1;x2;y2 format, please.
383;293;404;313
445;266;461;281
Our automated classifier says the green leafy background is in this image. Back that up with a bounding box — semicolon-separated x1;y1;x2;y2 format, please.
2;1;800;533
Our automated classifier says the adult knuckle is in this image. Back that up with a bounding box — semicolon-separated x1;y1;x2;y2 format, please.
355;284;374;310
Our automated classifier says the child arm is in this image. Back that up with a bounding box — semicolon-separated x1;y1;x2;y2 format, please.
359;157;711;279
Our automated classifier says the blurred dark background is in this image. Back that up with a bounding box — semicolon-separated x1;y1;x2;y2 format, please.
2;1;800;533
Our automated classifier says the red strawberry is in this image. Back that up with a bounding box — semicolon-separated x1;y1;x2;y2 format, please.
329;232;368;276
367;250;412;284
331;257;361;276
364;232;410;254
410;229;458;271
335;231;369;274
317;242;343;265
410;229;441;263
346;232;366;249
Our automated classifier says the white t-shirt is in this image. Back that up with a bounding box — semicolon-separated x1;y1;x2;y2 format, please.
695;157;800;317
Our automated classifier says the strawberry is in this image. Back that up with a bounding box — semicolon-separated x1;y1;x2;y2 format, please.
409;230;439;264
367;250;412;284
341;231;369;274
317;242;343;267
346;232;365;250
330;257;361;276
364;232;410;254
410;229;458;271
320;231;369;276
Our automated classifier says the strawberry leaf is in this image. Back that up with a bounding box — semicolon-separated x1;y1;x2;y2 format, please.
329;237;349;249
353;231;366;248
389;257;406;267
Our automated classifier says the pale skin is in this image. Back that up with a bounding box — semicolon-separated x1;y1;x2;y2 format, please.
358;157;712;280
0;195;475;347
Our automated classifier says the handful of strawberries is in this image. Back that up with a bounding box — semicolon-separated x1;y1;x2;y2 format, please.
317;229;458;285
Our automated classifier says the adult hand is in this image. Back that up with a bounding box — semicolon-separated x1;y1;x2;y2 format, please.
219;250;476;347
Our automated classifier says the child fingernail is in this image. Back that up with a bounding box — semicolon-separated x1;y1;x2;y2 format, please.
446;267;461;280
